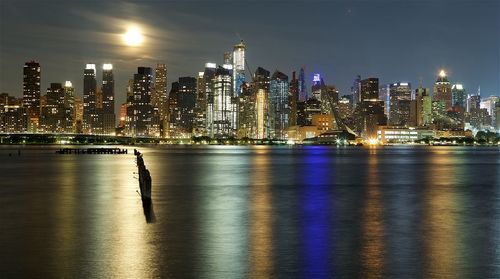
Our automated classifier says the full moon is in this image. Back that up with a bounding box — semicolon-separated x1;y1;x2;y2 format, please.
123;27;143;47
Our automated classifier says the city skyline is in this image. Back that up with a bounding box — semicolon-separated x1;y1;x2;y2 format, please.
1;0;499;109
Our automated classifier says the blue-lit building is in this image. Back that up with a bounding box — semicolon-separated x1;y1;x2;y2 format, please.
269;71;289;139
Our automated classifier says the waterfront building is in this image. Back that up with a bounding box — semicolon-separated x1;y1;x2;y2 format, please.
129;67;154;136
237;82;255;139
40;83;65;133
63;81;75;133
213;65;235;137
451;83;466;109
1;105;28;133
254;67;270;139
480;96;499;125
298;67;307;102
289;71;299;127
415;87;432;126
193;71;207;136
101;64;115;135
23;61;41;132
177;76;197;135
83;64;98;134
358;78;386;138
379;84;390;117
377;126;435;143
232;40;245;97
433;70;452;110
350;75;361;106
152;63;168;126
203;63;217;137
269;71;289;139
389;82;411;126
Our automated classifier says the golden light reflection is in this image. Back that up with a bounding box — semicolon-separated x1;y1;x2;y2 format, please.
111;153;152;278
361;153;385;278
423;150;458;278
249;153;273;278
54;158;77;278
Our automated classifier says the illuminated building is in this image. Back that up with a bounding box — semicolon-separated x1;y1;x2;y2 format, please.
177;76;197;135
496;102;500;132
350;75;361;106
377;126;434;143
74;97;83;133
213;65;235;137
40;83;66;133
289;71;299;127
1;105;28;133
119;103;127;128
389;82;411;126
304;98;321;125
101;64;115;135
23;61;41;132
154;63;168;123
63;81;75;132
360;77;379;101
166;81;179;137
253;67;270;139
83;64;97;134
203;63;217;137
451;84;466;109
298;67;307;102
311;74;324;100
415;87;432;126
337;97;354;123
480;96;498;117
433;70;452;110
269;71;289;139
193;71;207;136
130;67;154;136
379;84;390;117
232;40;246;97
237;82;255;138
358;78;386;138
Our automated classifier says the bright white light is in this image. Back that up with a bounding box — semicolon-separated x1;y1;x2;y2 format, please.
368;138;379;145
65;81;73;87
439;70;446;78
86;64;96;71
223;64;233;70
313;74;321;82
103;63;113;70
123;27;144;47
205;63;216;69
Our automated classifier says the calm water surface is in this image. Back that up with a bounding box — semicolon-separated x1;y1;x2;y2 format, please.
0;145;499;278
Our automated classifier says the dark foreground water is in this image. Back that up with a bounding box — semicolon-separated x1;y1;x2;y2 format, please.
0;145;499;278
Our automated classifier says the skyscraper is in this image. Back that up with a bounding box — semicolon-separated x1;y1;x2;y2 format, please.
131;67;154;136
23;61;41;131
254;67;270;139
289;71;299;127
298;67;307;102
63;81;75;132
83;64;97;134
213;65;234;137
358;78;386;138
451;84;466;109
154;63;168;123
101;64;115;135
389;82;411;126
40;83;65;133
269;71;289;139
415;86;432;127
204;63;217;137
177;76;197;135
232;40;246;97
433;70;452;110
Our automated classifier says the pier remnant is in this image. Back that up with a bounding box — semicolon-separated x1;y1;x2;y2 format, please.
134;149;152;204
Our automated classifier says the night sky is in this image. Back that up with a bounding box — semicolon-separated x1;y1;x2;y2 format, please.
1;0;498;111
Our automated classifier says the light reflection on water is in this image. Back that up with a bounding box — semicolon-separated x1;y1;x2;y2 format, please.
0;145;498;278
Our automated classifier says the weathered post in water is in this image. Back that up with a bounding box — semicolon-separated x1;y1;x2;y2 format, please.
134;149;152;205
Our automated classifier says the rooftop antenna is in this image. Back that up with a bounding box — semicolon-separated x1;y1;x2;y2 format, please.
418;77;423;88
478;86;481;96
